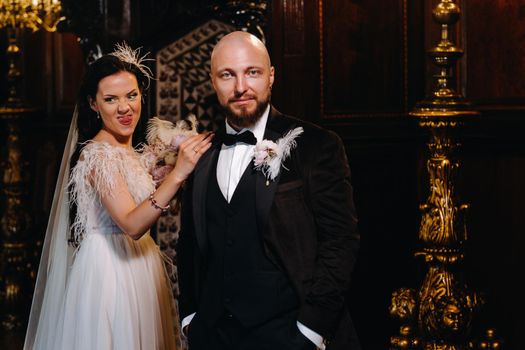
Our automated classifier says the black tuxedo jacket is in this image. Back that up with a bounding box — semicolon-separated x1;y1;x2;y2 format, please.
177;107;361;349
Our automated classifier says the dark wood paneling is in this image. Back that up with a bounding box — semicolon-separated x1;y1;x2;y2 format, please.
460;3;525;345
22;31;83;119
24;31;52;112
28;122;69;234
53;33;85;116
466;0;525;104
270;0;320;122
323;0;404;116
345;138;421;350
282;0;305;55
458;142;525;349
271;0;425;126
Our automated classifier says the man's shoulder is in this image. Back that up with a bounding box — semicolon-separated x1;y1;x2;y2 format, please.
271;108;340;143
274;112;342;150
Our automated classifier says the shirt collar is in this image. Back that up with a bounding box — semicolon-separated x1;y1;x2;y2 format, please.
225;104;270;143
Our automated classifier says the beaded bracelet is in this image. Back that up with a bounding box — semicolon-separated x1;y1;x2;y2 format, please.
149;192;170;213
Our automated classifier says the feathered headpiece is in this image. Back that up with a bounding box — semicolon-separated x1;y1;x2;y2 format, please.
109;42;154;88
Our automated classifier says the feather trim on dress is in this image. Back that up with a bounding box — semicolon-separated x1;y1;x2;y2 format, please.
69;142;154;243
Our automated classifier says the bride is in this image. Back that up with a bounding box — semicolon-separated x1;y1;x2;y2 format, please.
23;44;212;350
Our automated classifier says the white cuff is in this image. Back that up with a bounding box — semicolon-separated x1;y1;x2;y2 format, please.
181;313;196;336
297;321;325;350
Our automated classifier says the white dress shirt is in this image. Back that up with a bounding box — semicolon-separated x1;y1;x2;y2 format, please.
216;105;269;202
182;105;325;349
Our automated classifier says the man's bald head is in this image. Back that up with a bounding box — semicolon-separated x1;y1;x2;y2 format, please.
211;31;272;72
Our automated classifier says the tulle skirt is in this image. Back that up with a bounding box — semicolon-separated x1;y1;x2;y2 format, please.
53;230;178;350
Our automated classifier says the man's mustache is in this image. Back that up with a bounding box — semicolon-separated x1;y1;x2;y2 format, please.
228;95;257;103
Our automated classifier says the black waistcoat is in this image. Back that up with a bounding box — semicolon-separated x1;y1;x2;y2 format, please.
198;160;298;328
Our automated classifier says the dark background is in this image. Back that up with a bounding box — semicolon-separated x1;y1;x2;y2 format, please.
1;0;524;349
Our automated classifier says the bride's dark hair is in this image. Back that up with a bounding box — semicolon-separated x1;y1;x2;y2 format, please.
68;54;151;245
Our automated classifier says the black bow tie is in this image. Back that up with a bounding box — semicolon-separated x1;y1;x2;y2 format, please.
221;130;257;146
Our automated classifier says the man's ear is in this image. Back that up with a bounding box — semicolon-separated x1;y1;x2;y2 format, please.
269;66;275;89
88;96;98;113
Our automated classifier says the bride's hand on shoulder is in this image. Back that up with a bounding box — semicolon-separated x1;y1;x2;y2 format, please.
171;132;214;183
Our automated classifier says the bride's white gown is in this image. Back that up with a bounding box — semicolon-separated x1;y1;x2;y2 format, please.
55;141;177;350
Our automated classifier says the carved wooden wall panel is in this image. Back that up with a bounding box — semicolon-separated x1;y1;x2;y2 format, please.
24;31;84;119
458;149;525;350
465;0;525;105
271;0;425;123
270;0;320;123
322;0;404;116
52;33;85;115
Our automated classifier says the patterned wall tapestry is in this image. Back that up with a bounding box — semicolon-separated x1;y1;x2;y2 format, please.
155;19;234;348
156;19;235;129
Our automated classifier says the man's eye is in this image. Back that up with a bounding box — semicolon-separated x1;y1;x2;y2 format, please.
248;69;260;76
221;71;232;79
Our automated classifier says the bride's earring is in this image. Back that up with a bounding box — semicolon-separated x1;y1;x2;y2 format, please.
97;111;101;119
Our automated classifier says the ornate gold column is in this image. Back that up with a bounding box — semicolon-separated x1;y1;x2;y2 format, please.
0;108;35;330
0;0;64;330
389;1;498;349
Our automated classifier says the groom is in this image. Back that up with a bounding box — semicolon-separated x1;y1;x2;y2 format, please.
177;31;361;350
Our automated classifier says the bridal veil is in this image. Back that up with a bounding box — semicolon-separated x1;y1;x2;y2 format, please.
23;110;78;350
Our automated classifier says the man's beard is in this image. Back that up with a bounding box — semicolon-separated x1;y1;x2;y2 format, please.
222;94;270;129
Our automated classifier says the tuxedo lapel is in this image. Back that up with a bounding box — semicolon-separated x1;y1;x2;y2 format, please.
255;107;296;236
192;140;220;253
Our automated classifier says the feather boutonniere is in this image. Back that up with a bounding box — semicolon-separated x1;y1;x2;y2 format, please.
253;127;304;184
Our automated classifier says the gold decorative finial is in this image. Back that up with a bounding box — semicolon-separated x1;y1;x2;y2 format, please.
410;0;478;118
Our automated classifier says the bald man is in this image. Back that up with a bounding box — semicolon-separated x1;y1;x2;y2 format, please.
177;31;361;350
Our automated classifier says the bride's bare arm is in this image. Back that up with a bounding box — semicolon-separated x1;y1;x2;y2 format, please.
100;132;213;240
